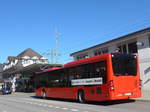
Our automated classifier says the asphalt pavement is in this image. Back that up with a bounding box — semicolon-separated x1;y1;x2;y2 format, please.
0;92;150;112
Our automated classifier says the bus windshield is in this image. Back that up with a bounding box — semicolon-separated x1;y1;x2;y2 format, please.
112;54;137;76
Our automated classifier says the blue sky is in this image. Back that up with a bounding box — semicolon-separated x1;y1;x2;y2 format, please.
0;0;150;63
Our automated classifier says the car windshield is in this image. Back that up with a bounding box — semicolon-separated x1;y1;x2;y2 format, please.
112;54;137;76
3;88;10;90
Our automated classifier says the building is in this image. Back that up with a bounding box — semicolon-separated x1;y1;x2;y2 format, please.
70;27;150;91
0;48;62;92
0;64;4;90
0;64;4;72
3;48;48;70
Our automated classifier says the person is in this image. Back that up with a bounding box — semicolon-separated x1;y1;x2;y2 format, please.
76;74;80;79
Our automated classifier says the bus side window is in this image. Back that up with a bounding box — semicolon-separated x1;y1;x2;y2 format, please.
95;63;101;77
75;74;80;79
68;68;76;80
76;65;85;79
99;61;107;83
60;69;69;87
92;61;107;83
39;73;48;87
88;63;95;78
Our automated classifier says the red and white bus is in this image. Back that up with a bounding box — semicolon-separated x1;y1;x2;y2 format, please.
35;53;141;102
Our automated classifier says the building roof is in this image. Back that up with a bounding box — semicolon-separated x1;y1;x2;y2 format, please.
7;56;17;62
0;63;63;75
35;67;62;74
70;27;150;56
17;48;42;59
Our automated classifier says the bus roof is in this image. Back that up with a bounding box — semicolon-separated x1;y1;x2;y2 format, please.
35;67;62;74
35;53;132;75
64;53;110;68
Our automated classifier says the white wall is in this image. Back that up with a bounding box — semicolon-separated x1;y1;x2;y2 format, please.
88;50;95;57
22;59;49;67
137;36;150;90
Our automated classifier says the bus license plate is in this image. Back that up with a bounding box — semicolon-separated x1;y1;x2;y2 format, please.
125;93;132;96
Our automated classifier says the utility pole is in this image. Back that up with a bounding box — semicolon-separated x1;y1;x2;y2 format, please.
42;49;54;64
42;28;61;64
51;49;54;64
54;28;61;64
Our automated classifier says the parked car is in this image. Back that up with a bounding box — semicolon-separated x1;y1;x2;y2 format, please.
1;88;12;95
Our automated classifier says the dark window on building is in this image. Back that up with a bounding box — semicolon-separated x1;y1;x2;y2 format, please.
94;50;101;56
94;48;108;56
101;48;108;54
123;44;127;53
128;42;137;54
76;54;88;60
77;57;79;60
149;36;150;47
118;44;127;53
118;46;122;52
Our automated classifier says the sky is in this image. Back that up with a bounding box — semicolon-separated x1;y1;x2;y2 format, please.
0;0;150;64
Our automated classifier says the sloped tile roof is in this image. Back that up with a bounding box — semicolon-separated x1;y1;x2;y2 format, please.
17;48;42;59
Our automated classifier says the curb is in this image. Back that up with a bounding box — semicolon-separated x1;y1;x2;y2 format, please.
133;98;150;102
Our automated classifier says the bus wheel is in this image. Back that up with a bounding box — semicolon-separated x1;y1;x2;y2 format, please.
42;90;46;99
78;90;85;103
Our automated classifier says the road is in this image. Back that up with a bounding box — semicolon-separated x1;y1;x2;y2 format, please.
0;93;150;112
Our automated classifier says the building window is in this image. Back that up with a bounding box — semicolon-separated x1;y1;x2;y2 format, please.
118;44;127;53
94;48;108;56
94;50;101;56
149;36;150;47
122;45;127;53
76;54;88;60
76;57;80;60
128;42;137;54
101;48;108;54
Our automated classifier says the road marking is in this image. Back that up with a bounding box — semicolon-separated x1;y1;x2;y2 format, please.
62;107;68;110
42;104;48;107
48;105;53;107
0;97;84;112
61;108;68;110
32;102;38;105
3;111;7;112
38;103;43;106
71;109;79;111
